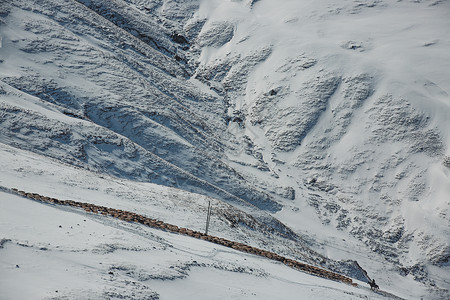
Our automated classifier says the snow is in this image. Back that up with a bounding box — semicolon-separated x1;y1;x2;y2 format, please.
1;190;388;300
0;142;438;299
1;0;450;298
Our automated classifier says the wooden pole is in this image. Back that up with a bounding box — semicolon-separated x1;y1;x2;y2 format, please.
205;201;211;235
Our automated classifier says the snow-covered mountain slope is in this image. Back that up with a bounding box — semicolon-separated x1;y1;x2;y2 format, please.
0;0;284;214
0;192;387;300
0;145;418;299
1;0;449;298
195;0;450;293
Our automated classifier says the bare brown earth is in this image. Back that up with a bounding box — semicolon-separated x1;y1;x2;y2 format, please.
10;188;355;286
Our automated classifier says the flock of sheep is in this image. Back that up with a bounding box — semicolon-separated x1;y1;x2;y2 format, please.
11;188;355;286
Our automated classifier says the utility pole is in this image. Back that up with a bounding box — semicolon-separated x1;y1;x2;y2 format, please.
205;201;211;235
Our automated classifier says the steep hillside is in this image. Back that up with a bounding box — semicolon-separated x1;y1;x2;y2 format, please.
1;0;449;298
192;0;450;291
0;189;389;300
0;145;416;299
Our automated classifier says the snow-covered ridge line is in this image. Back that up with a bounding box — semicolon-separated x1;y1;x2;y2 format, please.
7;187;360;286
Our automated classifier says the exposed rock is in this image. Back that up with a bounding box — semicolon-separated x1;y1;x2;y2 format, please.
197;22;234;48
